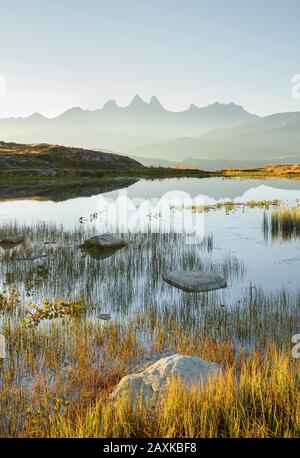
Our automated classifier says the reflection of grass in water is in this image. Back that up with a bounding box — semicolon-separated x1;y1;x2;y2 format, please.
0;284;300;437
171;199;281;214
263;206;300;242
0;222;246;317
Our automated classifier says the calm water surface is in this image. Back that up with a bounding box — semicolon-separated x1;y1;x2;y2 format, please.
0;177;300;318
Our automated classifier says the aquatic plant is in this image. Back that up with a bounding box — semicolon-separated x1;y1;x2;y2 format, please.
24;298;86;327
0;286;21;311
171;199;281;214
263;206;300;242
0;217;299;438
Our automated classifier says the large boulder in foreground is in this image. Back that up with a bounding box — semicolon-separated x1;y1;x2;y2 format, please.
80;235;127;250
109;354;221;405
163;270;227;292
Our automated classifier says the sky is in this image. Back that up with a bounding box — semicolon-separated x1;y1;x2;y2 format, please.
0;0;300;118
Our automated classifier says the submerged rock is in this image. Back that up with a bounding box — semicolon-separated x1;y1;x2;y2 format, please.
14;254;48;262
0;236;25;249
162;270;227;292
80;244;125;260
99;313;111;321
109;354;221;405
81;235;127;250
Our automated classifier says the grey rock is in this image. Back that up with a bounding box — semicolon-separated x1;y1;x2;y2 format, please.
81;234;127;250
0;236;25;249
109;354;221;406
163;270;227;292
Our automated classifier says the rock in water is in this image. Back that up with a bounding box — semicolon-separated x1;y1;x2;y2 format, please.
80;235;127;249
109;354;221;405
99;313;111;320
162;270;227;292
0;236;25;249
81;245;124;260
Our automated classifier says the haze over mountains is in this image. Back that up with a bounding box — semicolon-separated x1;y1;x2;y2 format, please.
134;111;300;168
0;95;257;150
0;95;300;168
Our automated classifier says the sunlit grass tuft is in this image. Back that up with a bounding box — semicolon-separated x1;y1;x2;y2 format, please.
263;206;300;241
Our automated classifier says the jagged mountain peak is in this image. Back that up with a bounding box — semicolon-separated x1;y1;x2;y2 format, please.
58;106;85;117
149;95;164;109
102;99;119;110
188;103;200;111
128;94;148;108
204;101;244;111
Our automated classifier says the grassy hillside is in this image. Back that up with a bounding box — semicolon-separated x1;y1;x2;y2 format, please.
0;142;214;202
0;141;144;176
0;141;214;179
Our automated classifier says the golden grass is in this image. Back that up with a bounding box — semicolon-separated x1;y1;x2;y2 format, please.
264;205;300;241
0;220;300;438
23;345;300;438
171;199;281;214
220;164;300;179
0;303;299;438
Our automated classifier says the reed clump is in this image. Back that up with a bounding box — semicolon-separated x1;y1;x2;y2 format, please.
264;206;300;241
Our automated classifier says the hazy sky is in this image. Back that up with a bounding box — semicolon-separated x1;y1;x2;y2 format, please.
0;0;300;118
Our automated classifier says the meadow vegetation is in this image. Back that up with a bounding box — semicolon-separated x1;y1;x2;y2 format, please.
0;292;299;438
171;199;282;214
0;203;299;438
220;164;300;179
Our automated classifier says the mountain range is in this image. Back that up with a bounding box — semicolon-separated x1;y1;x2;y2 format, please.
134;111;300;163
0;95;257;152
0;96;300;168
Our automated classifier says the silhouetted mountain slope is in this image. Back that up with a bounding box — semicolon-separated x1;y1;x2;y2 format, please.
133;155;300;171
133;112;300;162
